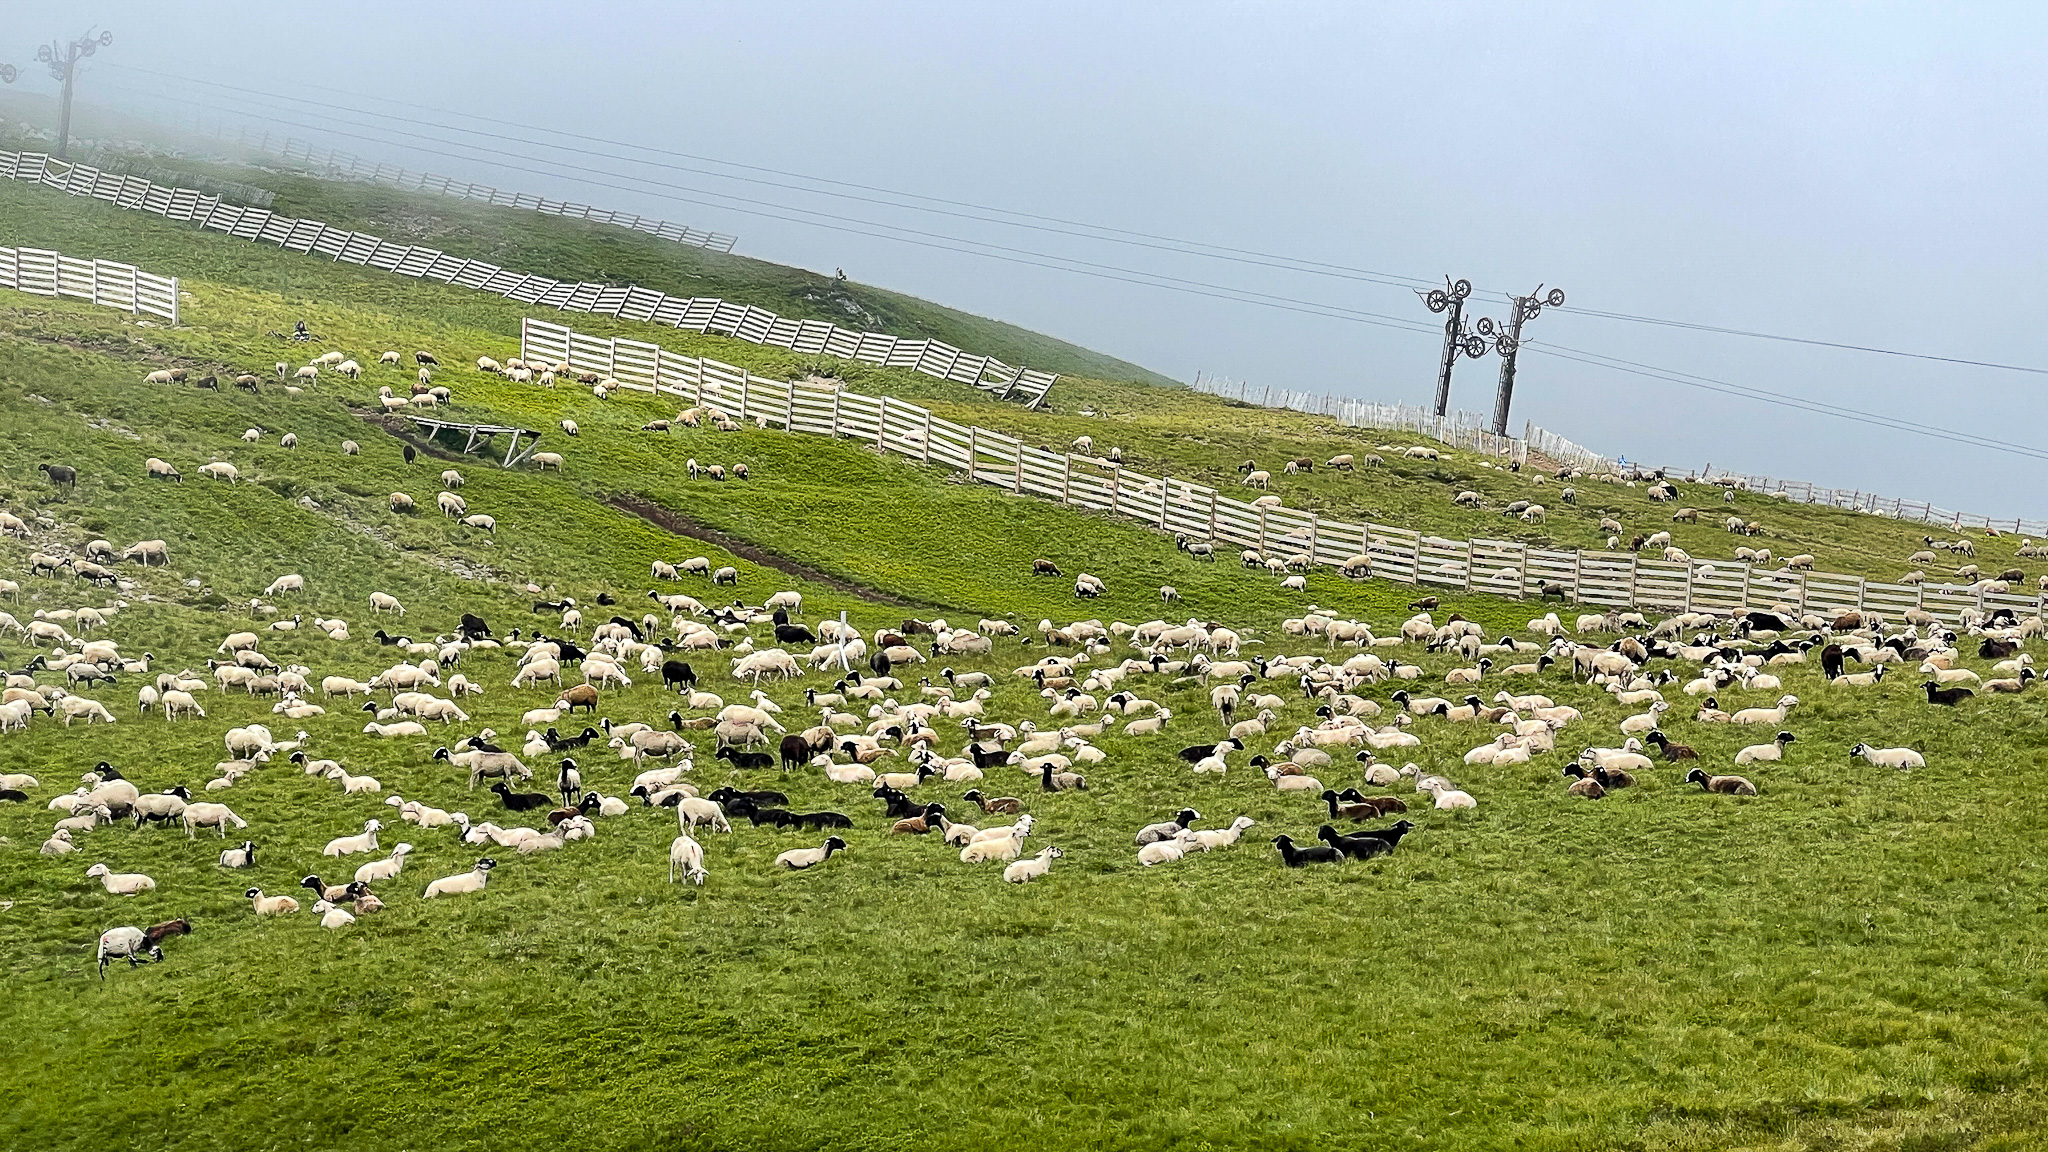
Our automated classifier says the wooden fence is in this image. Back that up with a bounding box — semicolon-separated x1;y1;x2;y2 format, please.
521;318;2046;626
0;245;178;324
0;149;1058;408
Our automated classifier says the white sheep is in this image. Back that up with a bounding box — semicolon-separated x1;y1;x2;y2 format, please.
1850;743;1925;770
668;834;708;885
41;828;77;855
247;888;301;916
776;836;848;870
323;819;384;857
327;766;383;796
1002;846;1063;883
85;863;157;895
422;858;497;898
1137;830;1197;866
312;899;356;929
178;802;244;837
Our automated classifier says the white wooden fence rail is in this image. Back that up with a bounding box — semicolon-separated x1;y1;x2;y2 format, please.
520;317;2046;627
0;245;178;324
0;149;1058;408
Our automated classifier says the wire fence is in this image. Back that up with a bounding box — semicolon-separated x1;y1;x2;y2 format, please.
0;148;1059;407
524;316;2045;625
1190;376;1529;464
260;136;737;254
0;245;178;324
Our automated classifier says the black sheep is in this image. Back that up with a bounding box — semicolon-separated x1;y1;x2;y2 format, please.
458;613;492;640
743;806;797;828
1177;737;1243;764
708;786;791;808
1980;637;2020;660
545;726;600;750
491;782;554;811
1316;824;1393;860
1923;682;1976;706
778;734;813;772
789;810;853;830
533;599;572;613
714;746;776;771
39;463;76;486
872;786;925;819
0;787;29;804
774;623;816;645
608;615;644;640
661;660;697;692
1819;643;1849;680
1271;834;1342;867
1343;819;1417;850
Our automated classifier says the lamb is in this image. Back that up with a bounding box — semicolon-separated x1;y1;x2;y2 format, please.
1685;768;1757;795
776;836;848;870
219;840;257;868
42;828;77;855
1002;845;1063;883
85;863;157;895
1850;742;1925;770
423;858;497;898
323;819;384;857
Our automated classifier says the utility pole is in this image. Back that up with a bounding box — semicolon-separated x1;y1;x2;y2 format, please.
1417;276;1491;417
37;28;114;160
1489;284;1565;436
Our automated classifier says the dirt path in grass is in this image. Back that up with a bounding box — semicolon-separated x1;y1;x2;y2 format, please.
607;494;958;613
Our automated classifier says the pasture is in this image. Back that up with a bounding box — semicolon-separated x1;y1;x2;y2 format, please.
0;173;2044;1152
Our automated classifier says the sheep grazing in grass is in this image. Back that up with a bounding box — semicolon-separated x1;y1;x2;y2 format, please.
423;858;497;898
668;834;708;885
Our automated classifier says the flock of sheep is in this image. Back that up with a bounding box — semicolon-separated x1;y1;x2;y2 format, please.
8;339;2038;982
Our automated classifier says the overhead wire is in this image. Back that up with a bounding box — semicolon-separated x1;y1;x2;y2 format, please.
84;71;2048;462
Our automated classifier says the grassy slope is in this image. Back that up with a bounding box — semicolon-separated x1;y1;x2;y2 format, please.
0;181;2045;1151
4;174;2031;596
8;133;1177;387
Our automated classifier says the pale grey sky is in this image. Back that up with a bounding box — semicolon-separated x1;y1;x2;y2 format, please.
10;2;2046;516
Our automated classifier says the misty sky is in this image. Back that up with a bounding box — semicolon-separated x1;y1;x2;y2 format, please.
8;2;2046;517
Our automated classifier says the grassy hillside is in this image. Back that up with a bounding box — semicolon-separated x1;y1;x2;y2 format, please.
1;122;1176;387
1;176;2046;1152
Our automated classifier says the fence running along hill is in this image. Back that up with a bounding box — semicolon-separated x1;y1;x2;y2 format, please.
0;149;1061;408
1191;377;1528;465
1198;374;2048;539
520;318;2047;626
262;136;738;254
0;245;177;324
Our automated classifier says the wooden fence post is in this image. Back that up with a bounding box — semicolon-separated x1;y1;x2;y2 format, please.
966;426;979;482
1107;465;1120;516
876;397;888;449
1060;455;1073;503
1207;493;1220;542
830;388;842;437
737;373;751;422
922;411;933;464
1159;477;1172;529
520;316;529;363
1014;437;1025;491
607;337;618;377
1307;514;1319;564
1257;509;1268;554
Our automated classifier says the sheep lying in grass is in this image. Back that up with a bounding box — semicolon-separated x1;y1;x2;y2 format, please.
1002;846;1062;883
423;858;497;898
323;819;383;857
1850;742;1925;771
246;888;300;916
776;836;847;870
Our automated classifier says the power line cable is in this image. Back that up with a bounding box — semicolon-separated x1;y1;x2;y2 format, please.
108;63;2048;379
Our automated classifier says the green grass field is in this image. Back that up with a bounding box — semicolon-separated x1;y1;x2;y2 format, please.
0;172;2045;1152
